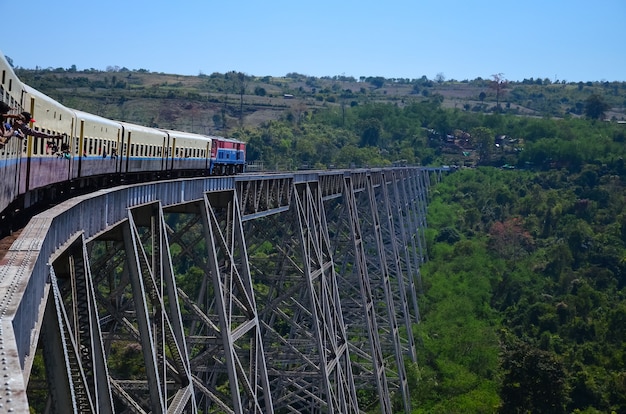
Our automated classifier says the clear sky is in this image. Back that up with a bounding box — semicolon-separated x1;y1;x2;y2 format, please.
3;0;625;83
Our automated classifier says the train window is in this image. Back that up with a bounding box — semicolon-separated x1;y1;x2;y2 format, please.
130;143;135;156
1;70;4;84
8;79;11;92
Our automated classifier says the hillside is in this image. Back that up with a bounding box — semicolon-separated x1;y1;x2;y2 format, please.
15;67;626;138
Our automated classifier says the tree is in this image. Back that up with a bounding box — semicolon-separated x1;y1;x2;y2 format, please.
490;73;508;111
488;217;533;260
499;341;568;413
369;77;385;89
470;126;495;164
359;118;382;147
236;72;248;125
584;94;609;120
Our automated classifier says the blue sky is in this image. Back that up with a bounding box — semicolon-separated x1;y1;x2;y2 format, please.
3;0;625;82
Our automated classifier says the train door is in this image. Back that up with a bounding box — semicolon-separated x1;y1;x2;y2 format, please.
123;131;131;174
169;137;176;171
160;135;167;171
205;140;211;171
114;129;121;174
76;119;85;178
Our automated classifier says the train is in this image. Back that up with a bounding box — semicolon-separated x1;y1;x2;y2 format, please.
0;51;246;233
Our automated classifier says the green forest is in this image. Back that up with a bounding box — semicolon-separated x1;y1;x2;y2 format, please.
15;65;626;412
230;99;626;412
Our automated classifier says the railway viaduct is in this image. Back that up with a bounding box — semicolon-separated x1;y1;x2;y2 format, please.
0;166;442;413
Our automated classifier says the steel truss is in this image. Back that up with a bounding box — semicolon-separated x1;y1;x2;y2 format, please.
0;167;435;413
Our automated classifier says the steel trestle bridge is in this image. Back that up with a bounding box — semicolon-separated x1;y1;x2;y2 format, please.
0;166;440;413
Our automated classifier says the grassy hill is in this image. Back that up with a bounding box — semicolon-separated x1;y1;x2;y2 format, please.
15;67;626;138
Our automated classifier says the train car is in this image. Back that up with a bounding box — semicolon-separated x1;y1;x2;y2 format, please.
162;129;212;175
0;53;29;218
210;136;246;175
69;109;122;184
117;121;169;181
17;85;75;211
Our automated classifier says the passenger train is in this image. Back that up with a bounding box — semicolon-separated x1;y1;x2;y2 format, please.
0;51;246;234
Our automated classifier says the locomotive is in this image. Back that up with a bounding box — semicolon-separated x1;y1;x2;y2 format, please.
0;51;246;233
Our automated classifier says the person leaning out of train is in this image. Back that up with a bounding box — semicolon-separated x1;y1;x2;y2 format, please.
0;102;20;146
10;111;65;142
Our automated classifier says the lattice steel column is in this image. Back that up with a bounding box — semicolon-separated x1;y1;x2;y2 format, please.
198;189;274;413
294;181;360;413
379;171;418;365
120;202;195;413
244;180;360;413
362;172;412;413
342;173;393;414
41;234;114;413
389;171;422;323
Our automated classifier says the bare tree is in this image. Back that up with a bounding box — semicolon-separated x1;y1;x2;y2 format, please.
490;73;508;111
235;72;247;126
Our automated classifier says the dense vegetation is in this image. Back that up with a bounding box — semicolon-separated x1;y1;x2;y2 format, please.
418;163;626;413
13;62;626;412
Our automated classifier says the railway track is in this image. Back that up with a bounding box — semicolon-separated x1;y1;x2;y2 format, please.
0;228;23;261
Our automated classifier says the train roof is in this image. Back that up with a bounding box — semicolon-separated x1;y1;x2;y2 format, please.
118;120;167;136
209;135;245;144
22;84;70;111
72;109;123;128
161;129;212;142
